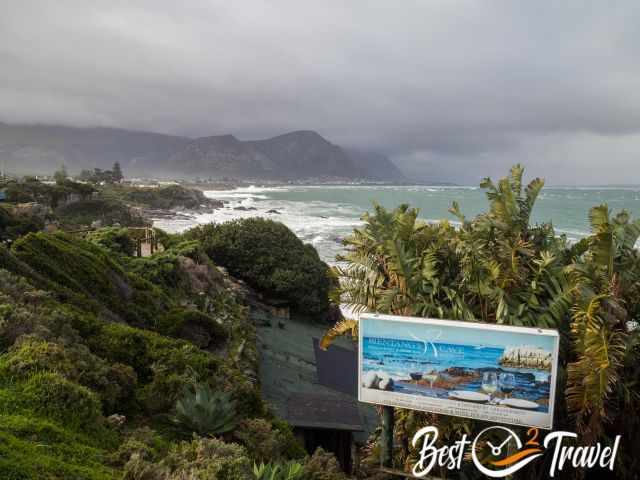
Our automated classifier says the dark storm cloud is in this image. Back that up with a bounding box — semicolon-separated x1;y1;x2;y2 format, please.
1;1;640;183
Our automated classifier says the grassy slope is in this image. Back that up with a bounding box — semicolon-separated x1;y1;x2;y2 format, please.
0;232;262;479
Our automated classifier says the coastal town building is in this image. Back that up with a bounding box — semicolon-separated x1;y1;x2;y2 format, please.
256;314;377;474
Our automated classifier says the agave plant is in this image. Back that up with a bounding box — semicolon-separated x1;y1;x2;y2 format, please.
170;382;237;437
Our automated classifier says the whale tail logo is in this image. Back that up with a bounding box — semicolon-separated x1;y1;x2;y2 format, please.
409;329;441;357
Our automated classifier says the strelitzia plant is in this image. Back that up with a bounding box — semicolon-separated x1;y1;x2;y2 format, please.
321;165;640;476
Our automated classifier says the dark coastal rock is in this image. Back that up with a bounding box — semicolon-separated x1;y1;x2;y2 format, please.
362;371;379;389
266;209;281;214
233;206;257;211
177;255;225;294
517;372;537;383
443;367;478;378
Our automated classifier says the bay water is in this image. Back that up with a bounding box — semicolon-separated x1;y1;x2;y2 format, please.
153;184;640;263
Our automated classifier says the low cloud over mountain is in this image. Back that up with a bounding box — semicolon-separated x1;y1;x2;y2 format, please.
0;122;405;181
2;2;640;184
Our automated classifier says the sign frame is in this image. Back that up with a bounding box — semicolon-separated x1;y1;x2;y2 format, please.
358;313;560;430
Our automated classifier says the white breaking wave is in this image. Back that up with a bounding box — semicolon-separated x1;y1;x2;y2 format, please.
151;184;640;260
153;187;363;263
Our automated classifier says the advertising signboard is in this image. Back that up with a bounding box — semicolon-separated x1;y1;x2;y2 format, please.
358;313;559;430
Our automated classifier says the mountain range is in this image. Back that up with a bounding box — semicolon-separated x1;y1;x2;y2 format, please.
0;123;405;181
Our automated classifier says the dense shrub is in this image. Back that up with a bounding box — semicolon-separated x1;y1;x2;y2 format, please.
124;185;210;210
109;427;168;467
130;240;223;296
302;448;348;480
234;418;305;463
87;323;151;380
11;232;126;304
0;414;118;480
123;436;253;480
87;321;224;413
0;205;43;242
158;308;227;347
189;219;334;319
11;232;170;326
86;227;137;256
271;417;307;459
163;436;253;479
19;372;102;429
55;198;146;228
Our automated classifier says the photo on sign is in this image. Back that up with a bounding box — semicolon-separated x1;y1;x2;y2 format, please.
358;314;559;430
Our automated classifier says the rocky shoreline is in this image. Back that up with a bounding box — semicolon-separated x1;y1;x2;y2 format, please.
499;345;552;370
138;198;225;225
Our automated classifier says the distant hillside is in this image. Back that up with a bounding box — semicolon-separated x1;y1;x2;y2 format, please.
0;122;189;175
166;130;363;179
0;123;405;181
344;148;406;182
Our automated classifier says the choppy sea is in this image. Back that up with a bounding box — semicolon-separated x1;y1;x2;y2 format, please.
152;184;640;263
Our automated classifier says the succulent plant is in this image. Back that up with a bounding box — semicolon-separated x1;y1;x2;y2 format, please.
253;461;304;480
170;382;236;437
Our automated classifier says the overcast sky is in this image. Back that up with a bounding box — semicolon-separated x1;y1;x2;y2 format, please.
1;1;639;184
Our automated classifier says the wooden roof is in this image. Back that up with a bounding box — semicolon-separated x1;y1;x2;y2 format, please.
287;392;363;431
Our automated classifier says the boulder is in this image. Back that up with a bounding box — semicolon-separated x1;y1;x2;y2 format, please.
362;371;379;389
106;414;126;428
378;374;394;391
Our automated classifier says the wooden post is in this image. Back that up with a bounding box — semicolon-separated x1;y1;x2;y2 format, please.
381;405;394;468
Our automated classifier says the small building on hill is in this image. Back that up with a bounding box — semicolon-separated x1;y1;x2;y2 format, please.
257;316;377;474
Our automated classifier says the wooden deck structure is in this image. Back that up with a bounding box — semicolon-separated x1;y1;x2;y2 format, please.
68;226;161;257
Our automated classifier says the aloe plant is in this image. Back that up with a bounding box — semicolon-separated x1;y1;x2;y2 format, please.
253;461;304;480
170;382;237;437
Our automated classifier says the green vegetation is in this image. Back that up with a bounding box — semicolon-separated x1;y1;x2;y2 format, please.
254;460;304;480
0;171;217;232
0;206;347;478
97;183;217;211
78;162;124;184
86;227;137;256
170;383;237;437
252;449;346;480
122;436;254;479
3;177;94;209
235;418;307;463
55;198;146;228
323;165;640;478
11;232;169;326
0;204;44;242
188;218;336;319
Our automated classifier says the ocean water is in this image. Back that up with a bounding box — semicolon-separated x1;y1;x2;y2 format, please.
363;337;504;375
152;184;640;263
